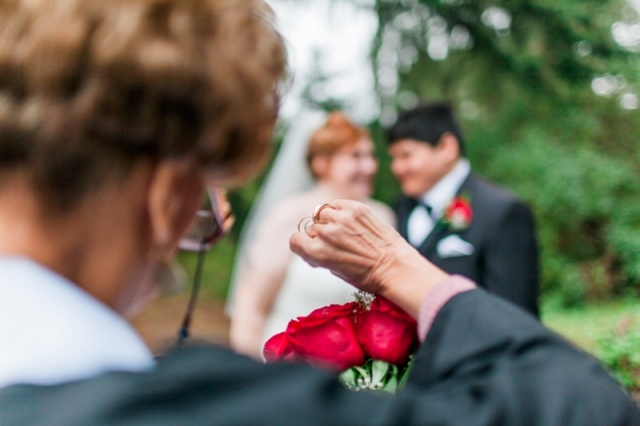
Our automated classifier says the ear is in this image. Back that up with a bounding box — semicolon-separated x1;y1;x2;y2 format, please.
436;133;461;162
147;161;204;250
311;155;330;180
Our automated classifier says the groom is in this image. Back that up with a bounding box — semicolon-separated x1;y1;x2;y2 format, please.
388;102;539;317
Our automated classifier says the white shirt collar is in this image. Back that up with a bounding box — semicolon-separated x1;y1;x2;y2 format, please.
421;158;471;219
0;257;154;388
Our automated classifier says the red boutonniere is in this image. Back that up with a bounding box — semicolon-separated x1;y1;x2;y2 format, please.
443;195;472;231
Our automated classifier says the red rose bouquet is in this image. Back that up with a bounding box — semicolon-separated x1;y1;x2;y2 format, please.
264;293;418;393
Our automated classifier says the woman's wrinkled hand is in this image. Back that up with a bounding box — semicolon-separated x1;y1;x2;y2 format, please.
290;200;401;294
290;199;448;318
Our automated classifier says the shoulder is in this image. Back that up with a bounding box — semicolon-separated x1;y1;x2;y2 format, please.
0;345;332;425
467;174;514;204
468;175;530;211
466;174;534;225
258;192;318;235
269;192;312;218
363;199;396;226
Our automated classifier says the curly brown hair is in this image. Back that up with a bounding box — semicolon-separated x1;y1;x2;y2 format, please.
0;0;286;210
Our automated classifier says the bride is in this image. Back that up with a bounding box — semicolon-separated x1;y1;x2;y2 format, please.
229;111;395;359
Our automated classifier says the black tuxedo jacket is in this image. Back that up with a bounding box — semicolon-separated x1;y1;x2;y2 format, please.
1;290;637;425
396;173;539;316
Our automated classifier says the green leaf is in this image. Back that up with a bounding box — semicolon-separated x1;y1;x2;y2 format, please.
371;360;390;385
339;368;357;388
382;375;398;394
353;365;370;380
398;356;415;390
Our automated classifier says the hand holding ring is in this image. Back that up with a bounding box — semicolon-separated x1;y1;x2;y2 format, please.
297;216;314;234
313;203;335;224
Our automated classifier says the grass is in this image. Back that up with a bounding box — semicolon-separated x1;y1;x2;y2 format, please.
542;298;640;354
177;235;237;301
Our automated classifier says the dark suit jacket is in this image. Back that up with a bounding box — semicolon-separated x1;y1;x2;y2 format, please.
0;290;637;425
396;173;539;316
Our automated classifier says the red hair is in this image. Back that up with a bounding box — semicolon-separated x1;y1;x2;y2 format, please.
306;112;368;178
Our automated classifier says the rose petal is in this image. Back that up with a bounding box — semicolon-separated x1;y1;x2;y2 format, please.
288;304;365;371
356;297;417;365
263;332;291;363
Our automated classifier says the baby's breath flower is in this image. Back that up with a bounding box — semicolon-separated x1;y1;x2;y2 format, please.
353;291;375;311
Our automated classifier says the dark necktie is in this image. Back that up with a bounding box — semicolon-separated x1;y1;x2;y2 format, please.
409;198;434;220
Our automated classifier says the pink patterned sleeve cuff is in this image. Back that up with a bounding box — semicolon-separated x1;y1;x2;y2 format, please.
417;275;477;342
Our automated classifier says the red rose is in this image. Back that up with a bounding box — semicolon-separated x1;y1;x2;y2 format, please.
286;302;365;371
445;196;472;230
356;297;417;365
263;332;295;363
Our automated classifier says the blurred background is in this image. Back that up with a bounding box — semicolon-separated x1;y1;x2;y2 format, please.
132;0;640;394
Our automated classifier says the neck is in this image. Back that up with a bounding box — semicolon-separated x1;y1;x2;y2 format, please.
419;157;464;198
0;173;151;313
440;157;462;182
316;181;368;201
0;179;68;268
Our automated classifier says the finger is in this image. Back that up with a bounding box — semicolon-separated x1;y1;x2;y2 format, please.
304;222;320;238
289;230;328;267
297;216;314;233
330;199;365;212
290;224;324;249
329;199;351;210
312;221;343;245
311;205;341;226
289;229;310;258
312;203;335;224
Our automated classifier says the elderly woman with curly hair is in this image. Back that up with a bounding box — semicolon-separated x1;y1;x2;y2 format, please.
0;0;637;425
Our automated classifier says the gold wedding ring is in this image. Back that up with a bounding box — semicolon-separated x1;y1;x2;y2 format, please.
313;203;334;224
297;216;314;234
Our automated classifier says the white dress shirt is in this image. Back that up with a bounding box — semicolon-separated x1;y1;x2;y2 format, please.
407;158;471;247
0;257;154;388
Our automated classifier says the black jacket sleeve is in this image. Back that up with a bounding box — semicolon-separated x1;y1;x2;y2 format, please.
405;289;639;425
482;200;539;316
0;291;637;426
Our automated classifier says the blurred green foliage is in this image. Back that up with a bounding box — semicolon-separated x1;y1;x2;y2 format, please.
597;326;640;392
369;0;640;306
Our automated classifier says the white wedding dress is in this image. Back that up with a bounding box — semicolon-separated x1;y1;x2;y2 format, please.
261;255;355;346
